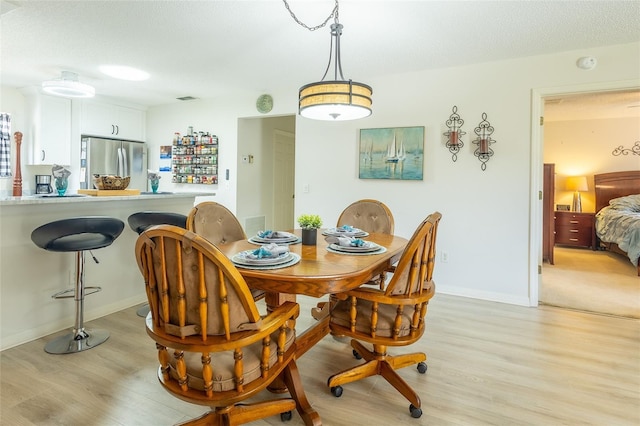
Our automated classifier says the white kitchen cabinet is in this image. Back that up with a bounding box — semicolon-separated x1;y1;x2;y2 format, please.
81;100;145;141
23;91;72;165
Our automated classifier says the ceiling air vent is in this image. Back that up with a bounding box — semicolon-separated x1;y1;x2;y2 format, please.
177;96;198;101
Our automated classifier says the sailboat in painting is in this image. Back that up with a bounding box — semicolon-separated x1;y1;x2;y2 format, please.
362;140;373;164
385;133;406;163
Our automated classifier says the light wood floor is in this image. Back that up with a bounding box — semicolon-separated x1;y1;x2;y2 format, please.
1;294;639;425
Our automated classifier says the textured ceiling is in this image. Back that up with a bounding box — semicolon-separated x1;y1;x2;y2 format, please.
1;0;640;119
545;90;640;122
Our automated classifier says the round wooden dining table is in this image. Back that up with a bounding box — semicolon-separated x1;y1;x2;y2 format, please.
217;229;407;426
217;230;407;354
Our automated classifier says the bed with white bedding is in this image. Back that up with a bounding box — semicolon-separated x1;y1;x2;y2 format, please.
594;171;640;276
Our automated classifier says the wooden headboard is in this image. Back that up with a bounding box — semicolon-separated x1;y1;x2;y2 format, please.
594;171;640;213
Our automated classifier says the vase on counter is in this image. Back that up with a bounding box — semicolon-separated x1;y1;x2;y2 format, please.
150;178;159;193
55;177;68;196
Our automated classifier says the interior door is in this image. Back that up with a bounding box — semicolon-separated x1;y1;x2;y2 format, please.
543;163;555;264
272;130;295;230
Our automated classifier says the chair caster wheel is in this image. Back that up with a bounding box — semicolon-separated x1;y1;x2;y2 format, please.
352;349;362;359
409;404;422;418
331;386;343;397
417;362;427;374
280;411;293;421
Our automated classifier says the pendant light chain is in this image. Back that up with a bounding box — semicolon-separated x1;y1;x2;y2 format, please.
284;0;372;121
282;0;339;31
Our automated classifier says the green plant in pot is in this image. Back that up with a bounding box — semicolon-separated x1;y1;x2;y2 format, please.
297;214;322;245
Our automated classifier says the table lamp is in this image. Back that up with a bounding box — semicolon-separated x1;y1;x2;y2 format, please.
566;176;588;212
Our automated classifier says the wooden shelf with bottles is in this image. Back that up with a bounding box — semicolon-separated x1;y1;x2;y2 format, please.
171;132;218;184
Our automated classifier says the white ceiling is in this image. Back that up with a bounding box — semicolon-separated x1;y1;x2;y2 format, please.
2;0;640;120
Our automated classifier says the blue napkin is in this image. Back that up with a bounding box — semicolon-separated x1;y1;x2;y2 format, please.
258;230;273;238
248;243;290;259
351;238;365;247
326;236;369;248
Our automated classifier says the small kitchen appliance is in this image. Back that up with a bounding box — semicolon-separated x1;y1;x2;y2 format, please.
35;174;53;194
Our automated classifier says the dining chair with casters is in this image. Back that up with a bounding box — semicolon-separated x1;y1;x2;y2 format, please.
326;212;442;419
127;211;188;317
31;216;125;354
187;201;265;301
337;198;395;288
313;199;396;322
134;225;319;426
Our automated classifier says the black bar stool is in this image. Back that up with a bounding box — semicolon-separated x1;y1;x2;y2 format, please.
127;211;188;317
31;216;125;354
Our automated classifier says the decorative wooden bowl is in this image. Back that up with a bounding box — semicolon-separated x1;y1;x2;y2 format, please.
92;175;131;190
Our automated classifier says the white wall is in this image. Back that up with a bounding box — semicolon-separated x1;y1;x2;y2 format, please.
3;42;638;315
237;115;295;230
292;42;640;306
143;42;639;307
544;117;640;212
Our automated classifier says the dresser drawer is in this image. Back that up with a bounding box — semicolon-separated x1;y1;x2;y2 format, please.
555;226;592;246
554;211;595;249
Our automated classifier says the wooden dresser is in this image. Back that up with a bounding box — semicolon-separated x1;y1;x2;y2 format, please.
554;211;596;250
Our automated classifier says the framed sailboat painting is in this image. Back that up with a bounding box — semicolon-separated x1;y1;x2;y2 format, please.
359;126;424;180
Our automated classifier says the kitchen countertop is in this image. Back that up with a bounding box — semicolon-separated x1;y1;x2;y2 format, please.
0;192;214;206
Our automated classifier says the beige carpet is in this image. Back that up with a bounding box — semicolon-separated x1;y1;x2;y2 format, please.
541;247;639;318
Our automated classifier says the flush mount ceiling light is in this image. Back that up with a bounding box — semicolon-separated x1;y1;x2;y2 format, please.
283;0;372;121
99;65;149;81
42;71;95;98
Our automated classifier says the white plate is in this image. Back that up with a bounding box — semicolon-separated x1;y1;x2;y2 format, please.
322;228;369;238
233;253;301;270
329;242;381;253
232;250;292;266
252;232;298;243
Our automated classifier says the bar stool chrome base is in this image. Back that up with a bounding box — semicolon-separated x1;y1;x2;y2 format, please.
45;328;109;354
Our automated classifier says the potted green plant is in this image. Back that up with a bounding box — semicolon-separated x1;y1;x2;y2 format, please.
297;214;322;245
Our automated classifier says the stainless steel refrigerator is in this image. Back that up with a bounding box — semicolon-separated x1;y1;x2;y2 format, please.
80;136;148;190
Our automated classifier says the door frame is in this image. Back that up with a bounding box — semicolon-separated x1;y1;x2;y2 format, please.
529;79;639;306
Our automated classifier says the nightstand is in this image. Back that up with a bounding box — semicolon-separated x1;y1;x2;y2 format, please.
554;211;596;250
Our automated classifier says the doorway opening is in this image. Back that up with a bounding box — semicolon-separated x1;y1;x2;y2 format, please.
530;82;640;316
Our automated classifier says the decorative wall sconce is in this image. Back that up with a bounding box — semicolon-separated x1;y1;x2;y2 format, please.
443;106;465;162
612;141;640;156
472;113;496;171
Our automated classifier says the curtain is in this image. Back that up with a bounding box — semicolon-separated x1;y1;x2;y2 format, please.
0;113;11;177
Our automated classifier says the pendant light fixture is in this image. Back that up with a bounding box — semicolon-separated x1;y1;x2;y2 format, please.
42;71;95;98
283;0;372;121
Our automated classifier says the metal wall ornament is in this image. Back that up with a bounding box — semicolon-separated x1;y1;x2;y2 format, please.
472;113;496;171
612;141;640;156
443;106;465;162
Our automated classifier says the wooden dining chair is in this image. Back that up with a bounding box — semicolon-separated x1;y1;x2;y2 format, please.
337;198;395;235
326;212;442;419
313;199;396;322
337;199;395;288
134;225;319;426
186;201;265;301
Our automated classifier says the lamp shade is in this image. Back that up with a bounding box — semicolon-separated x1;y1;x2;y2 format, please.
299;80;372;121
566;176;588;192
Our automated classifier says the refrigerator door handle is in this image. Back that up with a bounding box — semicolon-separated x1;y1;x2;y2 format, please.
117;147;124;177
121;146;129;177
